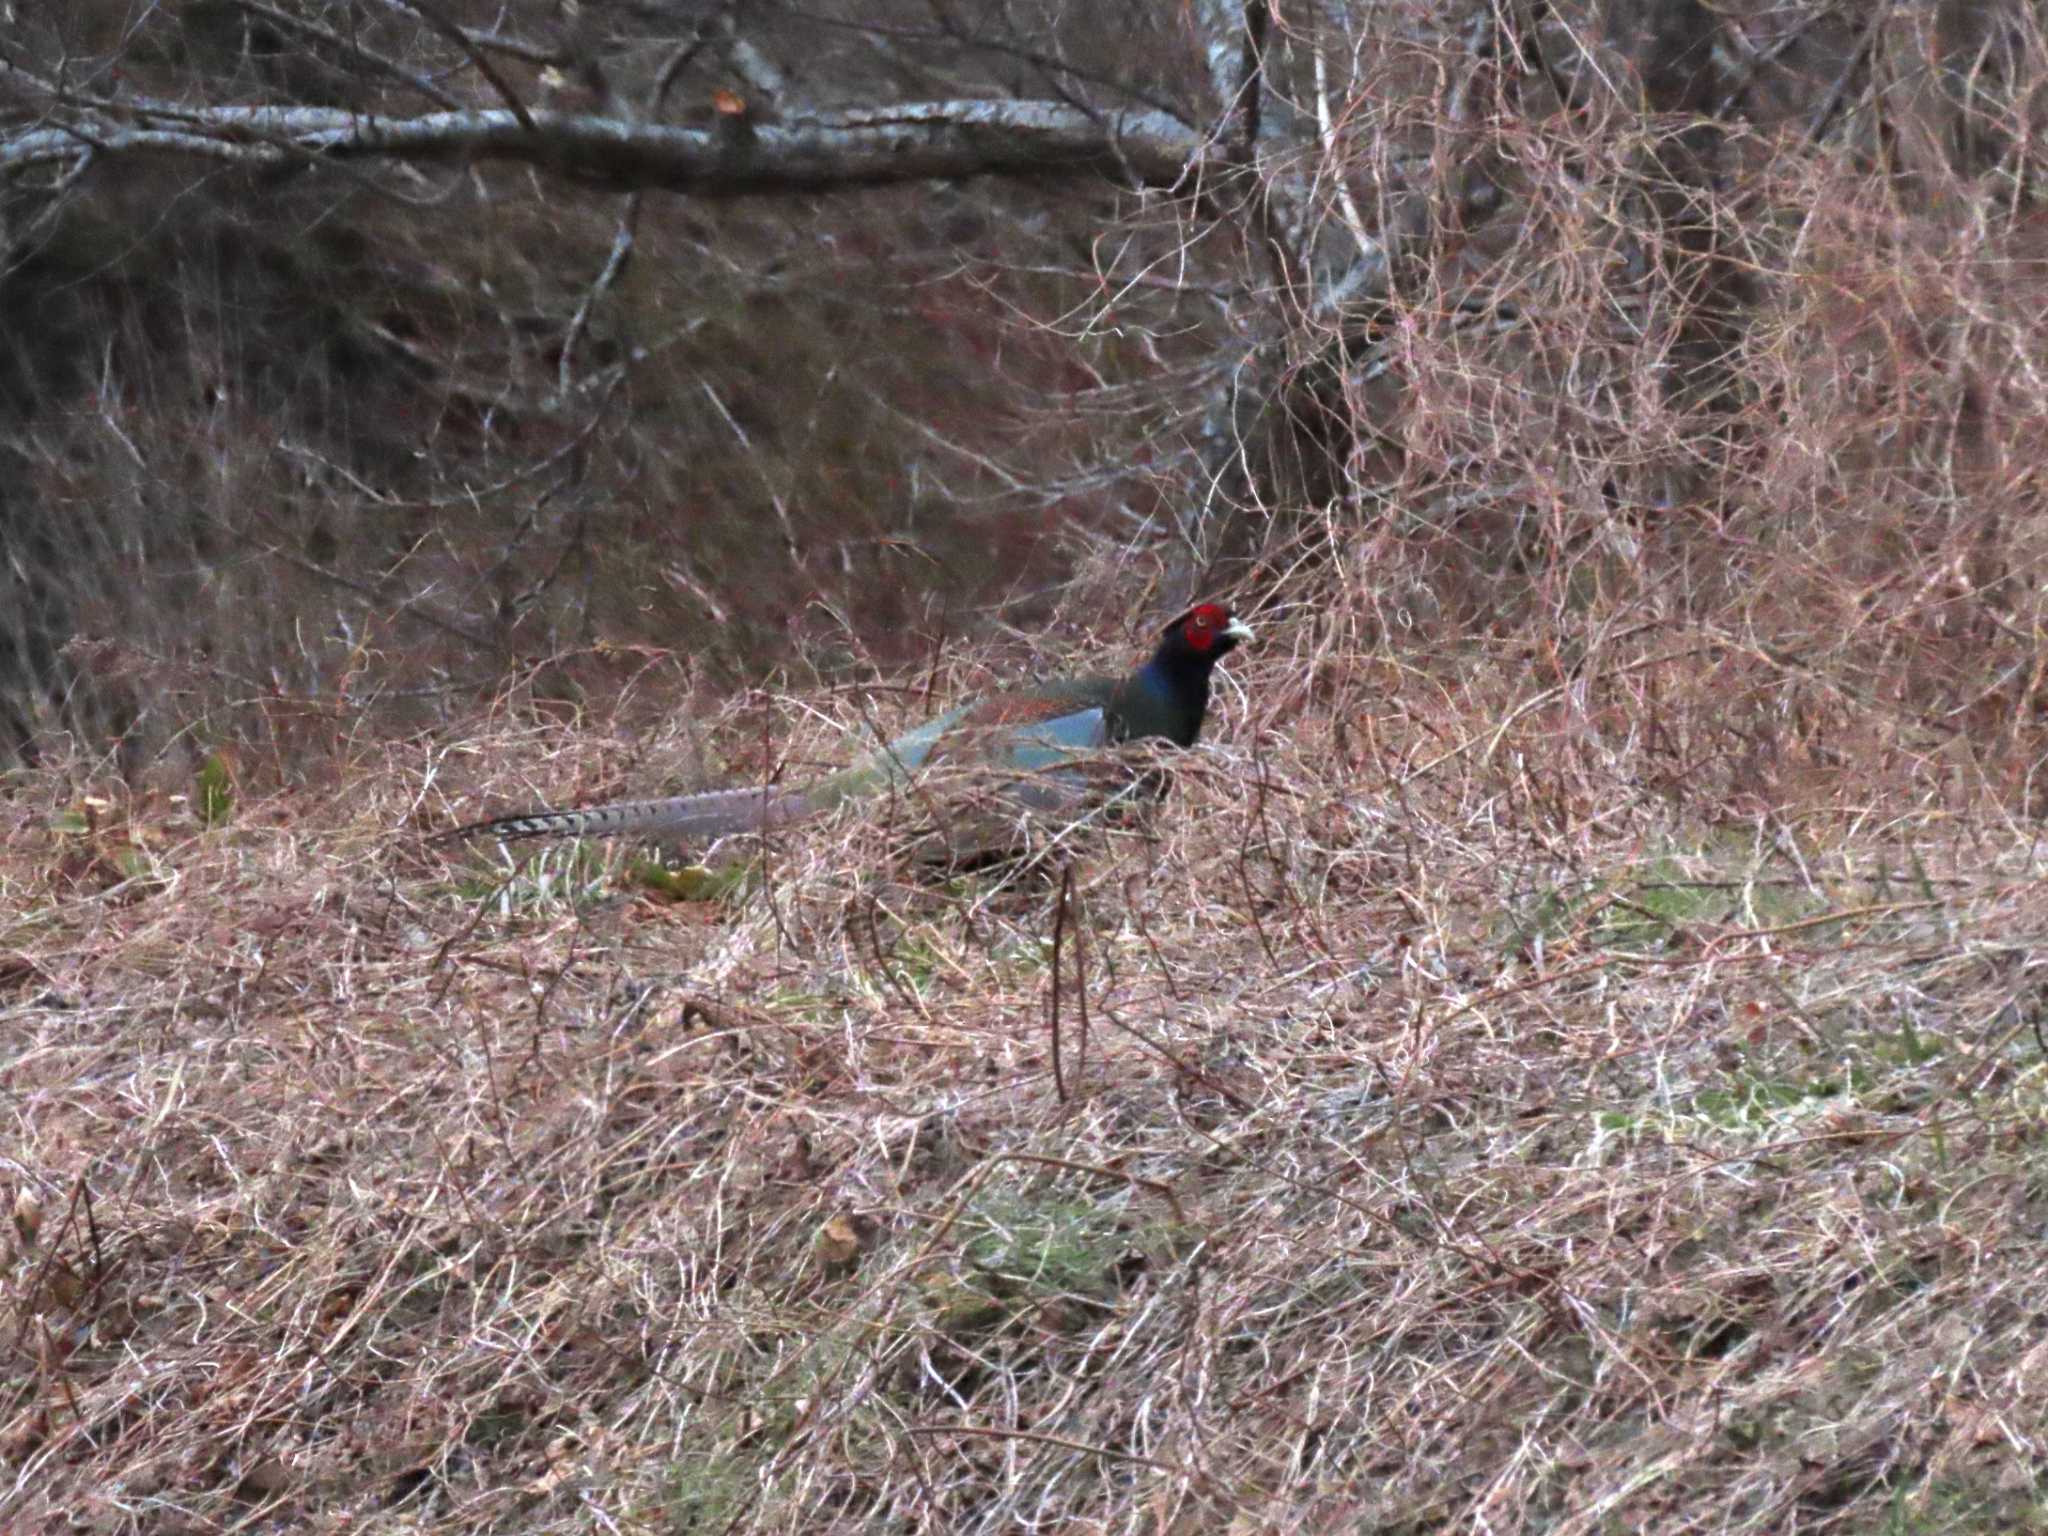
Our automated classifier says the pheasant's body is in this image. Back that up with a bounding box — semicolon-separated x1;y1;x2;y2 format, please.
450;604;1251;846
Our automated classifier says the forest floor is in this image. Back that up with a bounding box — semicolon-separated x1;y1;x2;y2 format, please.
5;613;2047;1534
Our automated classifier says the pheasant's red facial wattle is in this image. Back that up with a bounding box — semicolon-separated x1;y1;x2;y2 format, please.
1182;603;1229;652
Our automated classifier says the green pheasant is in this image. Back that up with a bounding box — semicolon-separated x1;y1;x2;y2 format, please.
448;604;1253;845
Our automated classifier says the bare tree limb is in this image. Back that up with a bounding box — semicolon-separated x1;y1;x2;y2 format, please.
0;99;1203;194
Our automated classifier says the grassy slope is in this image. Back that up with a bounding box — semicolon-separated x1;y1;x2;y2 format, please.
5;616;2046;1535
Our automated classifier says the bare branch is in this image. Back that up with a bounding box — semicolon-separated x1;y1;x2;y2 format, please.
0;99;1203;195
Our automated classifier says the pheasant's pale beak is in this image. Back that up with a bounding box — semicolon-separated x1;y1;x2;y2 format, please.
1222;618;1255;646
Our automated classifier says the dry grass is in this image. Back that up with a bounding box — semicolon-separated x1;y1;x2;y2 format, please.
11;7;2048;1531
6;607;2048;1535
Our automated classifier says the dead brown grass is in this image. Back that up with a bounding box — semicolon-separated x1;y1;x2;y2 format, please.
6;605;2048;1534
11;6;2048;1531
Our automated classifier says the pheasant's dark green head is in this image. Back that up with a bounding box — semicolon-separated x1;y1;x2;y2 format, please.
1113;602;1254;747
1157;603;1252;668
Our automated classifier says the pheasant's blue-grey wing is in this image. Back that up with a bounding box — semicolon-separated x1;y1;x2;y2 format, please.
990;706;1108;769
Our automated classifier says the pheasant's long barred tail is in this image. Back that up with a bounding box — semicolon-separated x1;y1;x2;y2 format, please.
449;784;805;844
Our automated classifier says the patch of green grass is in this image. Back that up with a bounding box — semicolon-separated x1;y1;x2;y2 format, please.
1883;1477;2048;1535
195;751;235;828
871;929;954;995
958;1191;1128;1300
1501;844;1831;957
626;856;758;903
657;1454;756;1534
1599;1004;1953;1144
1690;1066;1845;1130
898;1187;1158;1402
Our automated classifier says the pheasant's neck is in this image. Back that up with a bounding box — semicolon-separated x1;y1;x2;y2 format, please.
1128;657;1211;747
